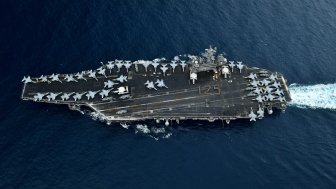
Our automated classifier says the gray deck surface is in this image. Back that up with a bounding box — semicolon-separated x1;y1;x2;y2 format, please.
22;62;291;121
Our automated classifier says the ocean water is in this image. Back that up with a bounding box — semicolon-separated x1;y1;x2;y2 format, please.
1;0;336;188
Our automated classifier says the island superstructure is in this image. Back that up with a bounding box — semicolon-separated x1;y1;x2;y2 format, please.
21;47;291;125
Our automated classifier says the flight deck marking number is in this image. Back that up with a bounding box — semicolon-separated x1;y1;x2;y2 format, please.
199;85;221;94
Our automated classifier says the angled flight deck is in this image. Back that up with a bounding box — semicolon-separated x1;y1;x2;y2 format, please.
21;47;291;125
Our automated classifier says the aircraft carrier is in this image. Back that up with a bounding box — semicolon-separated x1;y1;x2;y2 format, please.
21;47;291;126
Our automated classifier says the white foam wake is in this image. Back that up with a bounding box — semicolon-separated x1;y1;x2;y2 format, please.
288;83;336;110
134;124;172;140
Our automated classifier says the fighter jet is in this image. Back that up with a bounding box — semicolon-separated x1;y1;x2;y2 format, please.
236;61;244;73
99;89;112;98
275;89;284;96
87;70;98;81
255;95;264;103
267;94;275;101
262;79;271;86
139;60;151;72
151;60;160;72
33;93;46;101
253;87;262;95
115;60;124;72
115;75;127;83
250;80;259;87
244;73;257;80
60;93;73;101
64;74;78;82
278;96;286;102
106;61;115;73
144;80;157;90
248;109;257;121
104;80;116;88
265;86;273;94
75;72;87;81
180;60;187;72
272;81;281;88
22;76;33;84
97;67;106;78
160;64;169;76
228;61;235;72
170;61;178;72
269;73;277;81
73;92;85;101
38;75;48;82
49;74;62;83
155;79;168;88
257;106;264;118
46;92;61;101
124;61;132;72
96;66;104;73
86;91;98;100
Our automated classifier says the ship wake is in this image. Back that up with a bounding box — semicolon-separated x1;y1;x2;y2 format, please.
288;83;336;110
133;124;172;140
75;108;173;140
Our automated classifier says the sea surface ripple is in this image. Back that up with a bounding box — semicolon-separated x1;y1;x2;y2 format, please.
0;0;336;188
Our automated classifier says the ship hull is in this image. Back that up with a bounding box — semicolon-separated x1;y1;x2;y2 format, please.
21;48;291;124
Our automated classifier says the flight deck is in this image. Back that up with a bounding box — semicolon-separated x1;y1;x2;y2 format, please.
21;47;291;125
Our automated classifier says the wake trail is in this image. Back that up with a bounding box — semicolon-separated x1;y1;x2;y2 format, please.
288;83;336;110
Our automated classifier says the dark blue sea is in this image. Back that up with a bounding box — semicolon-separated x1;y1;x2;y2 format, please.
1;0;336;188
